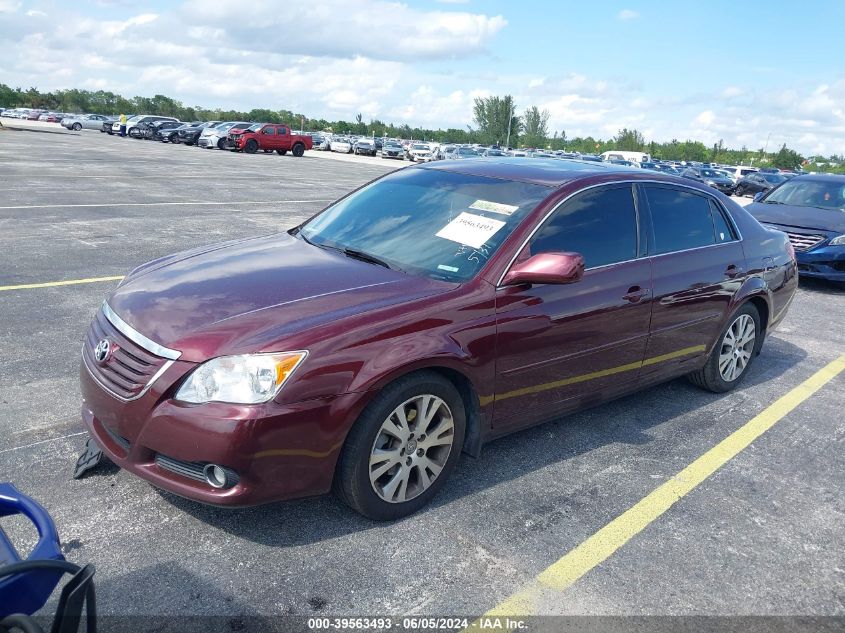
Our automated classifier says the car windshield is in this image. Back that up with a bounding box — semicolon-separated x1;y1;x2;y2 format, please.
299;168;550;282
412;144;429;150
763;179;845;210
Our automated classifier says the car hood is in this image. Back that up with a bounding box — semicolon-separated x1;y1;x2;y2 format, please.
107;233;452;361
746;202;845;233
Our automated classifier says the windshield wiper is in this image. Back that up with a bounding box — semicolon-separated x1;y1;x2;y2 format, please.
342;248;396;270
763;200;785;205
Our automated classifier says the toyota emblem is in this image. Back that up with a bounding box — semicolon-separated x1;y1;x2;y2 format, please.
94;339;111;363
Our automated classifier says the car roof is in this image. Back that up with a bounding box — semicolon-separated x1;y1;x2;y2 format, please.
791;173;845;183
421;157;645;187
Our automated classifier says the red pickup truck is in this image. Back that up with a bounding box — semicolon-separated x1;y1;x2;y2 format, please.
228;123;313;156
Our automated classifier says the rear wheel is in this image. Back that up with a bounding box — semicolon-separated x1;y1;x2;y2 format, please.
734;184;745;197
335;371;465;520
72;122;82;131
244;139;259;154
688;303;761;393
292;143;305;157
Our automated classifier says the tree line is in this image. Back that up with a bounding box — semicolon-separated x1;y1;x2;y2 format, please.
1;84;834;170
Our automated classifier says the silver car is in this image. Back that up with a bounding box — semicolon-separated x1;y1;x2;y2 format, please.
197;121;252;149
62;114;115;131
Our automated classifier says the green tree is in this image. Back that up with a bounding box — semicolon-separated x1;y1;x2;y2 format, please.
521;106;550;148
612;128;645;151
472;95;519;146
771;144;803;169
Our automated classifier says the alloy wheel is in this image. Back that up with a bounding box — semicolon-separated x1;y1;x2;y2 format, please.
369;394;455;504
718;314;756;382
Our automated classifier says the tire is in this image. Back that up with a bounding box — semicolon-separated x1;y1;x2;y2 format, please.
335;371;466;520
244;139;259;154
72;122;82;131
688;303;761;393
292;143;305;157
734;185;745;197
217;138;227;150
276;149;287;155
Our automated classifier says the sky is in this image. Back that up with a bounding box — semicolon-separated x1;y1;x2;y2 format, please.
1;0;843;155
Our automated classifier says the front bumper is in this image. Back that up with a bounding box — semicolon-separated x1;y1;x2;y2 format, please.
80;359;366;507
796;247;845;281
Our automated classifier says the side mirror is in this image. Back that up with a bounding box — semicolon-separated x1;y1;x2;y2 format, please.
502;252;585;286
753;192;763;202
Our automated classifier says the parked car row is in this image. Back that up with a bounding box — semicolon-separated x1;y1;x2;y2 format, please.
10;109;807;201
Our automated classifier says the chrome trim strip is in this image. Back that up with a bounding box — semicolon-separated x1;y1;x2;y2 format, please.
496;179;742;287
82;348;176;403
102;302;181;360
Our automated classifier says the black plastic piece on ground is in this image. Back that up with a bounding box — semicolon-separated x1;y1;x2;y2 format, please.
72;439;104;480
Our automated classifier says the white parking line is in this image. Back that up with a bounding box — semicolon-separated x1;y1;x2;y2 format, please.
0;200;334;210
0;431;88;455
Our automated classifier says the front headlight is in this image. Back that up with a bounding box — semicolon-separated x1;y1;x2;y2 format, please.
829;234;845;246
175;351;307;404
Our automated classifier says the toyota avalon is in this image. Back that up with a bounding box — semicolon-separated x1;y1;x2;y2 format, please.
80;160;797;520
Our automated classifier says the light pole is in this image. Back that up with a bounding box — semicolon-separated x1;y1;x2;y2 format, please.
505;105;513;149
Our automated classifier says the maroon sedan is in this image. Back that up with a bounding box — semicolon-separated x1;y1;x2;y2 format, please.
80;160;797;519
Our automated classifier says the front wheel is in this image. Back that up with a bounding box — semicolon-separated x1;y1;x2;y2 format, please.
244;139;259;154
217;138;227;150
734;185;745;197
72;122;82;131
292;143;305;157
335;371;465;520
688;303;761;393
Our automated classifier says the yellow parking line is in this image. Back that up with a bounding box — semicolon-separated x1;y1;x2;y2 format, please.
470;355;845;623
0;275;124;292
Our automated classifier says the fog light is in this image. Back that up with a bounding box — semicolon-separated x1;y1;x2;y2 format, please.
204;463;230;489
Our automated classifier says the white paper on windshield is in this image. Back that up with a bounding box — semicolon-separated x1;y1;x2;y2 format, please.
469;199;519;216
436;212;506;249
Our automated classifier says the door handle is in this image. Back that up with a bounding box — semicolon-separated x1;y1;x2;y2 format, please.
623;286;650;303
725;264;744;279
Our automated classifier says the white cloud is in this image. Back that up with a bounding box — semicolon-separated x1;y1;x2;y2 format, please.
617;9;639;20
694;110;716;126
1;1;843;155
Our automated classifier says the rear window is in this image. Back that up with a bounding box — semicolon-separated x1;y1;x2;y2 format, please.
645;186;716;254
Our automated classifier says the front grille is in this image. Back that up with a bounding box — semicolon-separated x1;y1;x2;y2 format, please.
83;309;168;400
155;454;240;487
155;454;206;482
784;231;826;252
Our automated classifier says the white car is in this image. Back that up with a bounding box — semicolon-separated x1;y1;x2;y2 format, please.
197;121;251;149
310;133;330;150
408;143;434;162
330;138;353;154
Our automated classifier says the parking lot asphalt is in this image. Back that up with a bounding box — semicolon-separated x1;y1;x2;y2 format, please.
0;123;843;628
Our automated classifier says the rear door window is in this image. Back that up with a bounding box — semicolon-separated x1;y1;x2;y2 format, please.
529;185;638;269
709;200;737;243
644;186;716;254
